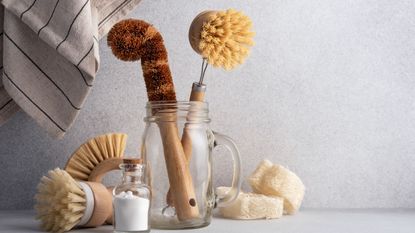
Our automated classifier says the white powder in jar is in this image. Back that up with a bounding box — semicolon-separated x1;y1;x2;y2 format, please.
114;191;150;232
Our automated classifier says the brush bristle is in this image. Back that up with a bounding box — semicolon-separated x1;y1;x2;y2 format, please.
107;19;176;101
199;9;255;70
35;168;86;233
65;133;127;180
107;19;152;62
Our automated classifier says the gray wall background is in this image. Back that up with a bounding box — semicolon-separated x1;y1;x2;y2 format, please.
1;0;415;209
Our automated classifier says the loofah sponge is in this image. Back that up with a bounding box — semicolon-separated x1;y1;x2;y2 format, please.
216;187;284;220
189;9;255;70
248;160;305;214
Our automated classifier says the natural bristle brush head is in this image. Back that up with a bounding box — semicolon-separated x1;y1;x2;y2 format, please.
65;133;127;182
189;9;255;70
107;19;176;101
35;168;85;232
35;168;113;233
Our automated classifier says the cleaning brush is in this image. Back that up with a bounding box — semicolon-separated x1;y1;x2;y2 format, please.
186;9;255;103
107;19;200;221
107;19;176;101
165;9;255;208
65;133;127;182
35;168;112;233
189;9;255;71
182;8;254;157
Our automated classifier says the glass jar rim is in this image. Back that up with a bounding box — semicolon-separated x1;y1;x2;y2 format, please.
144;101;210;123
120;163;145;172
146;101;209;109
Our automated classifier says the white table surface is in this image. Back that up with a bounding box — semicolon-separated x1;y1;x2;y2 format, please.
0;209;414;233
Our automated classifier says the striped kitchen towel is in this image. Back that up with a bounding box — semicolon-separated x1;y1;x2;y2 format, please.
0;0;140;138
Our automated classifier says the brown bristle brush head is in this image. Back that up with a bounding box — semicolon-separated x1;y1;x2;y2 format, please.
107;19;176;101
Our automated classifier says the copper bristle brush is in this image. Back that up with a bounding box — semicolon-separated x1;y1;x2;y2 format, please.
107;19;199;220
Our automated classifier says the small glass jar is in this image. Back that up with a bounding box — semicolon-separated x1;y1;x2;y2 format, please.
113;158;151;233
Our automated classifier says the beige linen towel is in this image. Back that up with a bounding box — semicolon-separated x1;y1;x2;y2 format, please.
0;0;140;138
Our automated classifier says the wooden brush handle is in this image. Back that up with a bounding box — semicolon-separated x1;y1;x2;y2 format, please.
88;158;123;182
183;83;206;160
189;88;206;102
167;83;206;207
105;187;115;224
84;182;113;227
158;117;199;220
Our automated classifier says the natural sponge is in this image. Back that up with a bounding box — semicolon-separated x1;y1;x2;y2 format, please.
216;187;283;220
248;160;305;214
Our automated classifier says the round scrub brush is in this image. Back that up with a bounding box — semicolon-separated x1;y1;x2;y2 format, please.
166;9;255;208
180;8;254;177
187;8;255;102
65;133;127;182
189;9;255;71
107;19;199;221
183;8;254;158
35;168;112;233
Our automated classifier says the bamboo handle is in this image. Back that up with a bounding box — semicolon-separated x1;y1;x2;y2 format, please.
167;83;206;207
159;120;200;220
183;84;206;160
105;187;114;224
88;158;123;183
84;182;113;227
189;88;205;102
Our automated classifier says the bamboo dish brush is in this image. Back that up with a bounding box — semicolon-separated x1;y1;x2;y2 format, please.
107;19;200;221
187;8;255;101
183;9;255;156
35;168;113;233
167;9;254;207
65;133;127;182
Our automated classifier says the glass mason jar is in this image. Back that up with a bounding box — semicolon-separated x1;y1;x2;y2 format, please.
141;101;241;229
113;159;151;233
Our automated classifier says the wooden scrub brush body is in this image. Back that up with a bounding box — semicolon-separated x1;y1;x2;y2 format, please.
107;19;199;220
37;133;132;232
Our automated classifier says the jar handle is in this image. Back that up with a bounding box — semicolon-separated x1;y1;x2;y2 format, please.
212;131;242;207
